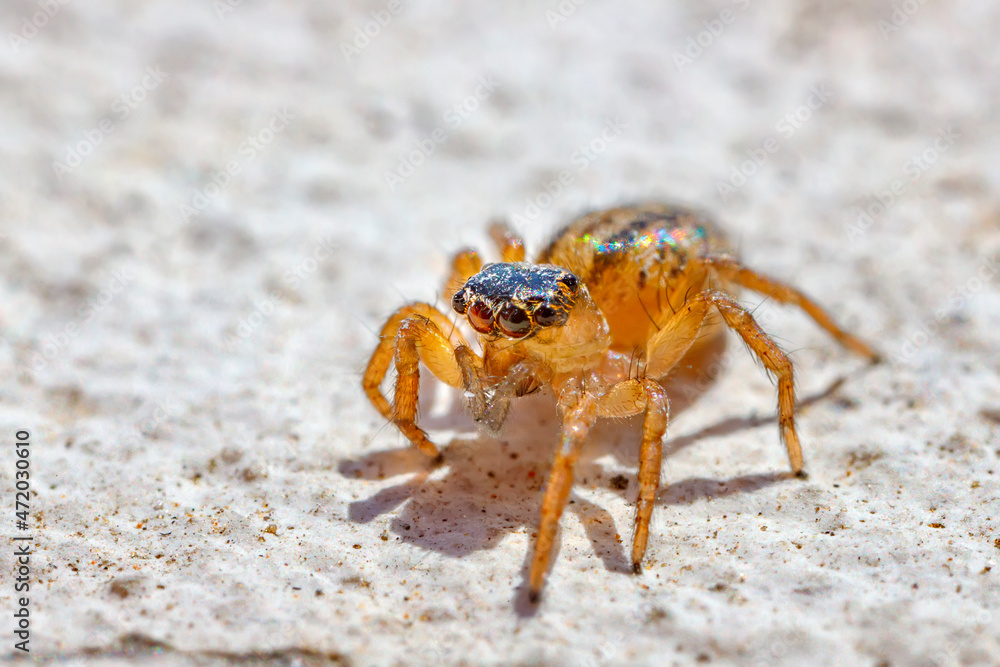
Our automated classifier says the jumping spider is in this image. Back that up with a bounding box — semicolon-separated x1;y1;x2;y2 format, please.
363;203;878;603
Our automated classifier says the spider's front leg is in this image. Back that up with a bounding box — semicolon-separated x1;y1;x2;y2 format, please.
529;379;599;603
599;377;670;573
487;220;526;263
441;221;525;303
442;249;483;305
362;302;483;460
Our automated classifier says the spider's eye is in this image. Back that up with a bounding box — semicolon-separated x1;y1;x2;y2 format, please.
497;303;531;338
467;301;493;334
560;273;579;293
534;303;562;327
452;290;468;314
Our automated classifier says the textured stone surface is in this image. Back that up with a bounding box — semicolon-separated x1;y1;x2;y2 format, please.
1;1;998;665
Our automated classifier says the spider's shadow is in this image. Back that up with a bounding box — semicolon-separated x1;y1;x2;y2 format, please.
341;347;849;613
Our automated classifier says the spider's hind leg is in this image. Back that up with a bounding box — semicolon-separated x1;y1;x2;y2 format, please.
705;256;880;362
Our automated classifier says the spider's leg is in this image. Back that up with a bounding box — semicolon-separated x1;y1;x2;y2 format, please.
488;220;526;263
442;248;483;303
441;221;524;303
529;384;598;603
704;256;880;362
632;379;668;572
362;302;478;459
599;378;670;573
645;290;802;474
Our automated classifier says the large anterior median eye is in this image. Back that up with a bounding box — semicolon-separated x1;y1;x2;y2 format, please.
497;303;531;338
467;301;494;334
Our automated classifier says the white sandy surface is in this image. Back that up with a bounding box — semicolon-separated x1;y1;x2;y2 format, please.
1;1;999;665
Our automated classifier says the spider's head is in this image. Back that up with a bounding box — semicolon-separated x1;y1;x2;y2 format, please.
451;263;580;340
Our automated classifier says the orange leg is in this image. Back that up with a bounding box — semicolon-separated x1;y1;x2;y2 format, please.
529;384;598;603
362;303;476;459
441;222;525;302
645;290;803;474
597;377;670;573
442;248;483;304
705;256;880;362
631;379;669;572
488;221;526;263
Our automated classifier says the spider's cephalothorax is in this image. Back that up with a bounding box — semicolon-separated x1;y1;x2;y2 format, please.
362;203;879;604
450;262;612;379
451;262;579;340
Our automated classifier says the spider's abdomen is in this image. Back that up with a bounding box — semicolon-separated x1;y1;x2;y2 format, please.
537;203;734;352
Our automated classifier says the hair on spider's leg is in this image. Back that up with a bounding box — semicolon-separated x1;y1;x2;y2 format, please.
445;313;461;341
667;275;680;315
389;283;412;304
353;314;382;339
360;414;397;451
682;284;699;306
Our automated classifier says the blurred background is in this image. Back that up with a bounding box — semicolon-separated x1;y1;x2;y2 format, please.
1;1;998;665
